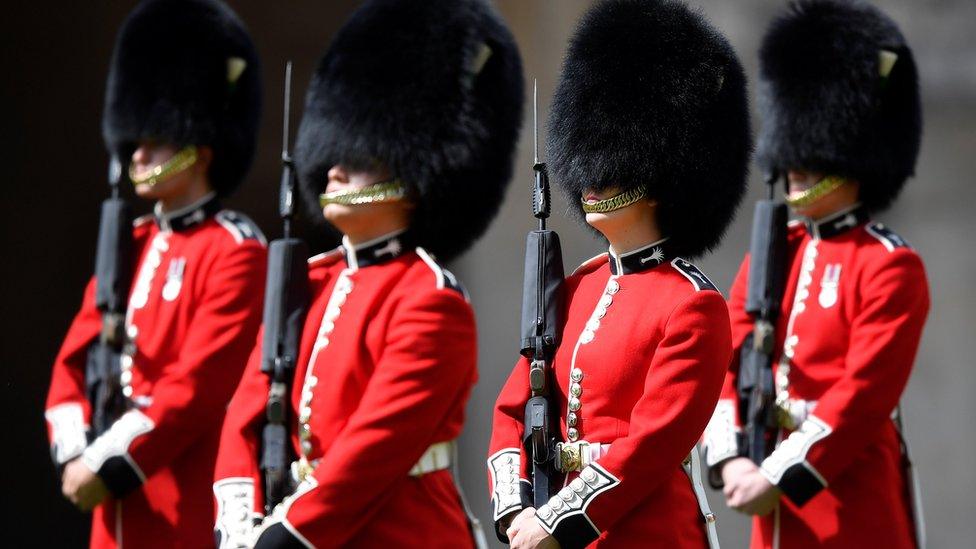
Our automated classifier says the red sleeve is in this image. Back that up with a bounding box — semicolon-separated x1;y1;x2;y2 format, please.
702;257;750;482
213;336;268;547
759;249;929;505
486;356;533;533
82;242;266;495
277;288;477;546
45;277;100;465
536;291;732;545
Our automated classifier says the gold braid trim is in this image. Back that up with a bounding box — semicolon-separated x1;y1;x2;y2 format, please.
580;187;647;214
784;175;846;208
319;180;408;207
128;146;199;187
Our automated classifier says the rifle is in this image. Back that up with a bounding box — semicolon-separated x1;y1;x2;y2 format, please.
520;80;565;507
259;61;310;513
737;171;788;464
86;156;133;438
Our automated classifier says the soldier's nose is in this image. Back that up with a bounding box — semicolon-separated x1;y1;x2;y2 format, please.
132;144;152;166
327;165;349;184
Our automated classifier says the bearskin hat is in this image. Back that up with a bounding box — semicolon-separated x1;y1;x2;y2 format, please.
294;0;524;262
757;0;922;212
547;0;751;258
102;0;262;196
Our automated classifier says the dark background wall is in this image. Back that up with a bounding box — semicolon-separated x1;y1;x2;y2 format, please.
2;1;973;547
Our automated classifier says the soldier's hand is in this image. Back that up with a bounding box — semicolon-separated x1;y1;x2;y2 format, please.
725;469;780;516
721;456;757;509
506;507;535;542
498;509;519;540
62;459;109;512
508;508;560;549
720;456;757;489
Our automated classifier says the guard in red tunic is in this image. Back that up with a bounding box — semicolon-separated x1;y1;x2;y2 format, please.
44;1;265;547
212;1;524;547
488;1;751;548
701;1;928;548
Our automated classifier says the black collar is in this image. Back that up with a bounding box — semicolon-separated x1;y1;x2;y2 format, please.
154;193;221;232
804;204;870;240
343;229;413;270
608;237;672;276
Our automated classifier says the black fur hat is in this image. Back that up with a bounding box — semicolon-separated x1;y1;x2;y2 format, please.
294;0;524;261
102;0;262;196
757;0;921;211
547;0;751;258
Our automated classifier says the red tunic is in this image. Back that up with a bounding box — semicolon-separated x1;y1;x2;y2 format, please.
213;231;478;548
489;240;731;549
702;205;929;548
44;194;267;548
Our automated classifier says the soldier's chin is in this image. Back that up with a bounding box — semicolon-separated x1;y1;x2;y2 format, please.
133;182;161;198
585;210;606;222
585;209;622;231
322;203;366;231
322;203;352;220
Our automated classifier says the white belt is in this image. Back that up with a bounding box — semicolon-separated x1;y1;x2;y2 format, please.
291;440;455;483
683;448;720;549
409;441;455;477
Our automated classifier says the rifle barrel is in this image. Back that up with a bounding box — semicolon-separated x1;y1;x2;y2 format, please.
282;61;292;160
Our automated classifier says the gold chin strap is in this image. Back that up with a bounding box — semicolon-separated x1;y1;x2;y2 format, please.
784;175;846;208
580;187;647;214
319;180;408;207
128;145;199;187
